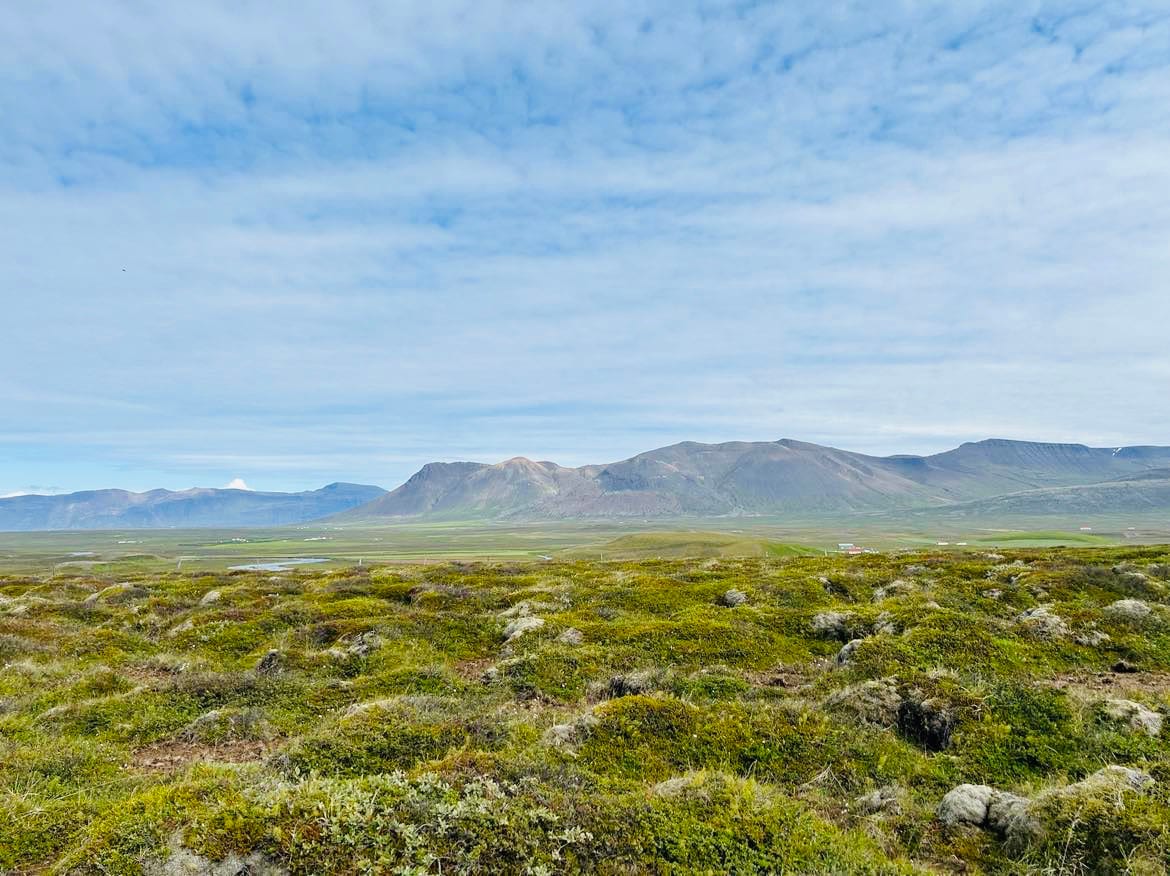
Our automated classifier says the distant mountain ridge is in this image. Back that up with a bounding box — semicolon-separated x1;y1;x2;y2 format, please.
896;476;1170;520
6;438;1169;531
0;483;385;531
339;438;1170;522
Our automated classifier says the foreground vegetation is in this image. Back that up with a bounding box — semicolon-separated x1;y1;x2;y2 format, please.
2;547;1169;873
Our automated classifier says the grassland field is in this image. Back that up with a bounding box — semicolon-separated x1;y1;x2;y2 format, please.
0;515;1164;576
2;535;1170;873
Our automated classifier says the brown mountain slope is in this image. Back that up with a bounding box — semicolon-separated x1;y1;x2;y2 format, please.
341;438;1170;521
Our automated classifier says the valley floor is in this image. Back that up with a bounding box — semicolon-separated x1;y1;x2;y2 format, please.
2;547;1170;873
1;514;1169;575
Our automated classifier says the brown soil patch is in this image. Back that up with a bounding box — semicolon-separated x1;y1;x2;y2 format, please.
453;658;495;681
130;739;275;772
1046;670;1170;699
747;662;827;691
121;665;187;685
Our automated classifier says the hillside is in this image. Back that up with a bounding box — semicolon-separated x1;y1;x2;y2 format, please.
899;473;1170;520
341;438;1170;522
0;482;385;531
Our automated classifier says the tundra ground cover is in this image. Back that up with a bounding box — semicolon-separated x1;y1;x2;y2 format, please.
2;547;1169;873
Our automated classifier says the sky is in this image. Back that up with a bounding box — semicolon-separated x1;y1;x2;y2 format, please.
2;1;1169;495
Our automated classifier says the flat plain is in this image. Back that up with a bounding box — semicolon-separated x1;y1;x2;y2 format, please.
1;513;1166;575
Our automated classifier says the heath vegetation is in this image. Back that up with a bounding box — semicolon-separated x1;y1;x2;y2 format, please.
2;547;1169;873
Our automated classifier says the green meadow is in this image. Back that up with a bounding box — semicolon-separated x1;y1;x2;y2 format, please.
0;515;1165;575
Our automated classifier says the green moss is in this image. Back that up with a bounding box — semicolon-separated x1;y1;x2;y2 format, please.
1;547;1168;873
669;665;751;701
587;771;922;874
1016;769;1170;874
51;768;248;875
575;694;927;793
501;649;594;701
950;684;1087;783
283;697;506;776
577;614;796;669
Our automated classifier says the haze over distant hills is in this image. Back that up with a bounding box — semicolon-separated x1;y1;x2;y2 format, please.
339;438;1170;522
3;438;1169;532
0;483;385;531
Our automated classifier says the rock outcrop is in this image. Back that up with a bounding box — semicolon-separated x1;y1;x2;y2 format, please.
1015;605;1069;639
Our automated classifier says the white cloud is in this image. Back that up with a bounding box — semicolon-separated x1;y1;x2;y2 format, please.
223;478;252;491
1;486;65;498
0;2;1168;492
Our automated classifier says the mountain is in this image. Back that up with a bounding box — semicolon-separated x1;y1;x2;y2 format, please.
0;483;386;531
919;440;1170;494
371;460;595;517
894;471;1170;520
8;439;1169;531
340;438;1170;521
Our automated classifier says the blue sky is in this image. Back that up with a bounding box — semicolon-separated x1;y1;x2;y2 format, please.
2;1;1169;494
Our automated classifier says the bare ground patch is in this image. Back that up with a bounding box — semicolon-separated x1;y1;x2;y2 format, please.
1045;670;1170;699
130;739;276;772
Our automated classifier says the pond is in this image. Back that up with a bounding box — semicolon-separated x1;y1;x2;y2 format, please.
228;557;329;571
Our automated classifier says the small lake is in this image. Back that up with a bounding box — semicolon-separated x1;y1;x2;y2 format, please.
228;558;329;572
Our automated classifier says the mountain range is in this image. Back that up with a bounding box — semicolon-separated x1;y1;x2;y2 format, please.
0;483;385;531
340;438;1170;521
3;438;1169;531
